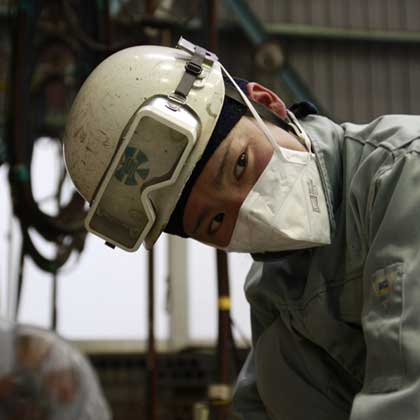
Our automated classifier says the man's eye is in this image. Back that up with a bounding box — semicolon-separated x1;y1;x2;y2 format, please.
234;151;247;179
209;213;224;235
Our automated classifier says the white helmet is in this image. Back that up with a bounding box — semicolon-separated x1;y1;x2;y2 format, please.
64;38;225;251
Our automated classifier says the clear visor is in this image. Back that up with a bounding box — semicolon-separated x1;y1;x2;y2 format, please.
85;96;200;251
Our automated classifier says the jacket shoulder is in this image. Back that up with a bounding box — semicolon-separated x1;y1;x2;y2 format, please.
341;115;420;152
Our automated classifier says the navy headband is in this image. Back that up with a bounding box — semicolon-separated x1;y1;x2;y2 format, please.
164;77;249;238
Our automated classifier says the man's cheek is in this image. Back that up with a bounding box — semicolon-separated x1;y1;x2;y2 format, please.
251;142;274;184
221;208;241;247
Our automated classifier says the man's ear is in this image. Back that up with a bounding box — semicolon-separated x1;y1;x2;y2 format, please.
246;82;287;118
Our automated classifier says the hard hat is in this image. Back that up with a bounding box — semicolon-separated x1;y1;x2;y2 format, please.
63;38;225;251
0;319;111;420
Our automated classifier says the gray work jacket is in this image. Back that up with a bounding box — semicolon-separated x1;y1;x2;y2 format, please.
232;114;420;420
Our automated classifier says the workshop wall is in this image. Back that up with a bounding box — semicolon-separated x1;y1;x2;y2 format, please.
217;0;420;122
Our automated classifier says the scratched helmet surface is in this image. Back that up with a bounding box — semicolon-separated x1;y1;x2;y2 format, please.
63;45;224;249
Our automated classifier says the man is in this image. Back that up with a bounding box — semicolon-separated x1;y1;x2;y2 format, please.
64;38;420;419
0;318;111;419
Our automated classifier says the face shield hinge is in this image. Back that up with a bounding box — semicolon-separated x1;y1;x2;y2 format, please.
166;92;187;111
168;38;216;111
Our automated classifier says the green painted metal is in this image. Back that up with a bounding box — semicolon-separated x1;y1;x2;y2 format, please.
96;0;105;13
223;0;324;110
19;0;36;16
0;135;7;165
223;0;268;45
266;22;420;44
280;66;328;116
12;164;30;182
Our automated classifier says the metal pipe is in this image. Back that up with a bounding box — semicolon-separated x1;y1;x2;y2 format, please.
216;250;231;386
51;271;57;330
223;0;420;45
223;0;267;45
14;243;25;319
146;0;155;16
112;16;420;45
213;249;232;420
144;7;157;417
147;248;157;420
11;2;28;320
12;1;26;166
280;65;329;116
223;0;324;111
99;0;111;48
265;22;420;44
202;0;218;50
8;1;86;260
197;4;234;416
204;5;233;418
167;236;189;350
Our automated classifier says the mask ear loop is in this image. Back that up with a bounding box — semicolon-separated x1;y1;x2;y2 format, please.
287;110;313;152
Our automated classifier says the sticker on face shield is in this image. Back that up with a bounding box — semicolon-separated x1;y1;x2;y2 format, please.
114;146;150;186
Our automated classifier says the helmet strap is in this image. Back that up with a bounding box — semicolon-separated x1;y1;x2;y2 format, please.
169;38;218;108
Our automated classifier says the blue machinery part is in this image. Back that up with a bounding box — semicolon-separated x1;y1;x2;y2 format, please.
223;0;326;114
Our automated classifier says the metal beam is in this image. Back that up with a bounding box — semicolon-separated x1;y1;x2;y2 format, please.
223;0;324;110
111;16;420;45
222;0;267;45
6;215;22;321
167;235;189;350
265;22;420;44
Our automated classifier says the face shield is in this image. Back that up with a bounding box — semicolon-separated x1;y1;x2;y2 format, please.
85;96;201;251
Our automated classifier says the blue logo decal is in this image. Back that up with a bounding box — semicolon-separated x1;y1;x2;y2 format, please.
115;146;150;186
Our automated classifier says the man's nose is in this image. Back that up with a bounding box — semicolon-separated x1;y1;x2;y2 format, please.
222;192;248;242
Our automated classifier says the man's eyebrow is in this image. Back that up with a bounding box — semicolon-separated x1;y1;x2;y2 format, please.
192;207;209;235
215;141;232;187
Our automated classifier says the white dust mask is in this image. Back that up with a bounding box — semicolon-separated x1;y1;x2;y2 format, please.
220;67;331;254
225;142;331;253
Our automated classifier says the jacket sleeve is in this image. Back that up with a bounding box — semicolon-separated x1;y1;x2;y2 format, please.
232;262;272;420
349;149;420;419
232;346;271;420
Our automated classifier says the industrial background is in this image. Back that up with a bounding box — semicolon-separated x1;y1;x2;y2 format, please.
0;1;419;420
